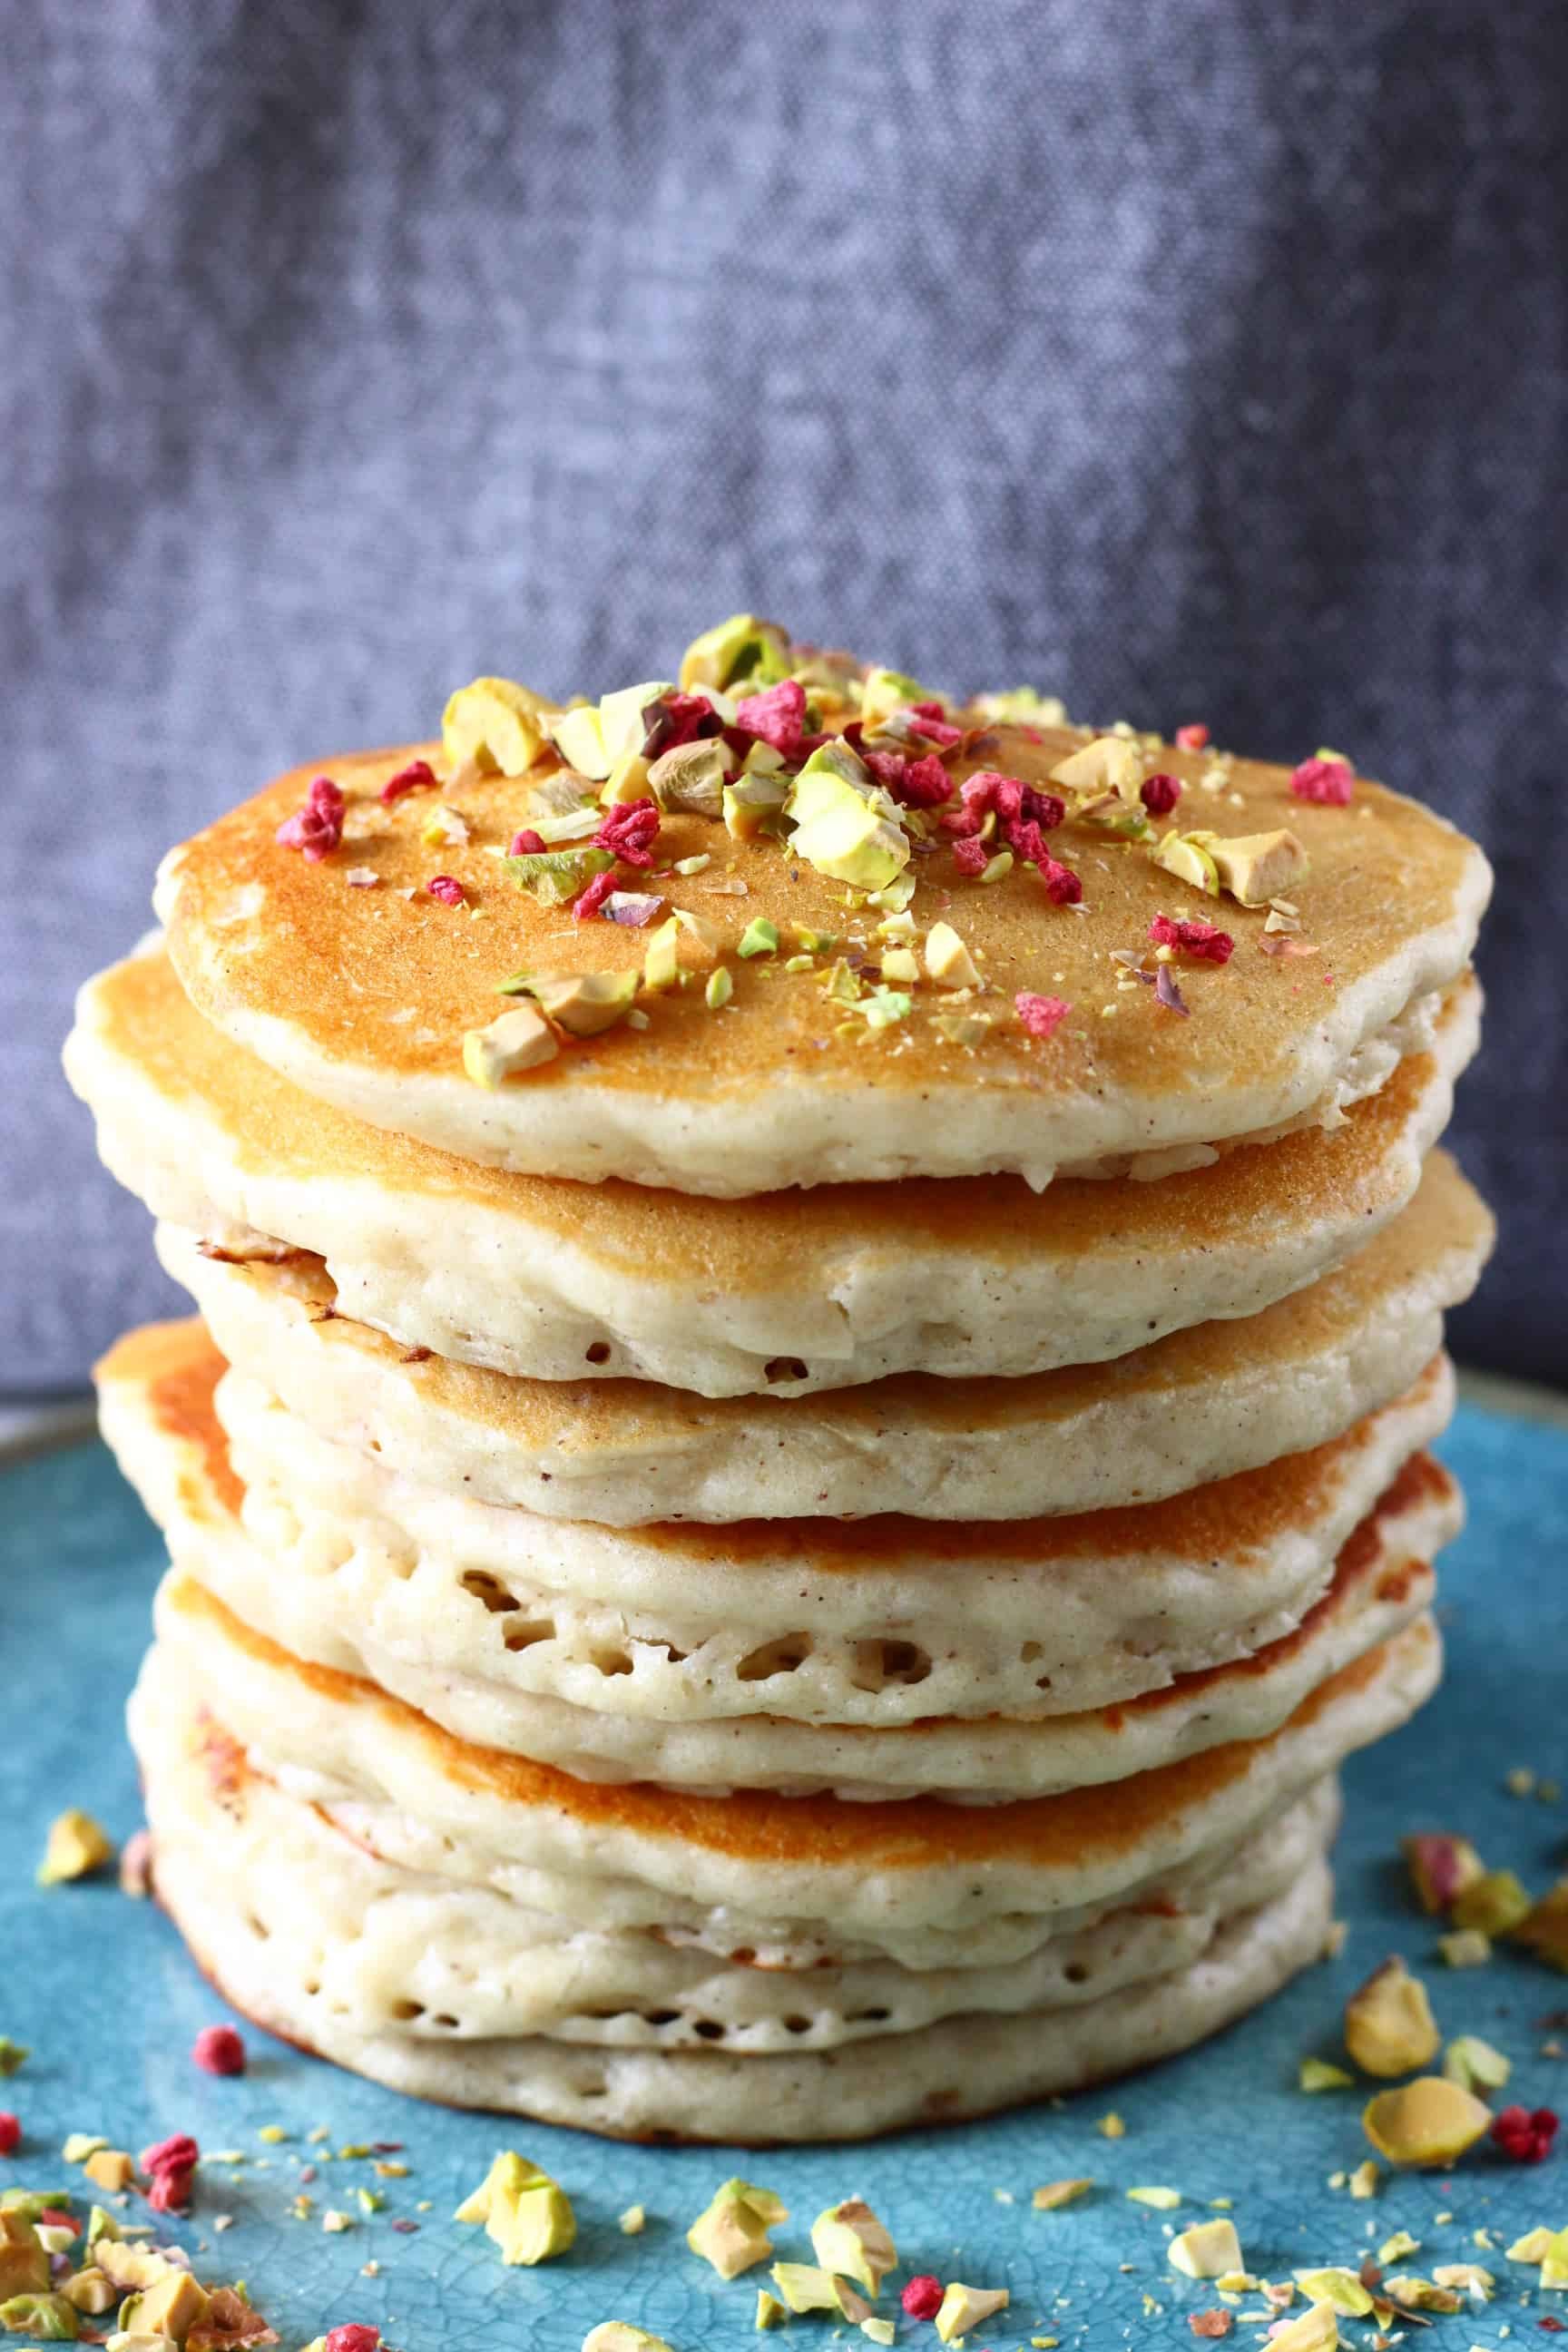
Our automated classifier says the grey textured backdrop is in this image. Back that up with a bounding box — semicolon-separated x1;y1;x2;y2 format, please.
5;0;1564;1393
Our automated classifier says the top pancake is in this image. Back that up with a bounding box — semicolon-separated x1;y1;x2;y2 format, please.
154;712;1490;1194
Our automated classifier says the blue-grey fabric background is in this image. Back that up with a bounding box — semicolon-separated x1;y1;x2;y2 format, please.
4;0;1563;1393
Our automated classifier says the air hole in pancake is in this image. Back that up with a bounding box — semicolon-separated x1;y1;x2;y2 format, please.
303;1979;321;1997
850;1638;932;1690
245;1913;270;1941
591;1645;633;1678
390;1999;425;2021
1021;1642;1044;1662
765;1357;810;1384
584;1341;612;1366
503;1618;554;1652
1064;1962;1091;1985
642;2011;680;2027
432;2014;459;2030
693;2020;725;2041
849;2007;892;2023
737;1634;813;1681
783;2015;812;2034
460;1570;520;1614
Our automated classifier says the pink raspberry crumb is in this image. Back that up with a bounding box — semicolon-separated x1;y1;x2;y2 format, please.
1290;753;1355;805
379;759;438;804
325;2329;382;2352
1036;852;1082;904
140;2132;199;2213
902;2275;945;2321
192;2025;246;2077
950;835;991;877
1174;722;1210;751
426;875;466;906
1015;992;1071;1040
572;866;620;921
1492;2103;1559;2162
0;2114;19;2156
508;828;547;855
275;775;345;861
733;679;807;757
1150;913;1234;964
1140;770;1182;815
594;798;662;867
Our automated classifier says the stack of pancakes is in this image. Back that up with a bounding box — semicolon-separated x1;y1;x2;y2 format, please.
65;638;1493;2141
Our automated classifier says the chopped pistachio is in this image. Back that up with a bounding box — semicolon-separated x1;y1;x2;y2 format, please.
321;2209;356;2233
879;946;919;983
1170;2220;1242;2278
858;986;913;1031
975;686;1067;726
1344;1955;1440;2076
808;2200;896;2295
37;1810;113;1886
1096;2112;1126;2139
1513;1877;1568;1969
722;774;790;840
680;614;790;693
1438;1926;1492;1967
61;2136;106;2164
1347;2159;1379;2200
582;2327;676;2352
1260;2304;1338;2351
618;2206;646;2237
1293;2269;1372;2317
508;970;638;1038
0;2213;49;2301
1543;2226;1568;2288
600;750;653;808
1361;2075;1491;2166
443;676;553;779
0;2290;79;2337
642;917;681;993
1377;2230;1422;2263
1032;2179;1093;2211
1431;2260;1494;2298
463;1004;560;1087
860;2320;895;2347
935;2282;1009;2344
1444;2034;1511;2094
769;2262;863;2318
505;845;616;906
674;853;712;877
821;958;863;1005
80;2151;131;2200
454;2151;576;2266
978;849;1014;883
1298;2058;1355;2092
934;1011;994;1046
1382;2272;1462;2313
739;917;779;959
1451;1867;1533;1936
60;2269;114;2317
1126;2185;1181;2210
782;952;814;973
1402;1832;1486;1914
651;740;728;818
686;2181;787;2281
866;867;917;913
704;966;733;1010
529;803;603;844
754;2289;787;2331
1152;831;1221;896
1049;735;1143;803
1188;827;1310;905
0;2045;25;2081
860;666;943;730
786;748;910;892
924;920;980;989
1506;2226;1554;2262
129;2268;211;2338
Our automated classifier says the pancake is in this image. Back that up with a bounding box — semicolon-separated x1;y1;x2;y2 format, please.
145;1569;1439;1947
153;714;1490;1193
138;1662;1337;2139
152;1161;1493;1523
98;1319;1456;1796
133;1667;1338;2051
66;945;1481;1394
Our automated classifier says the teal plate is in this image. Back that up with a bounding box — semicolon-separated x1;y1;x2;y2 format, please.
1;1402;1565;2349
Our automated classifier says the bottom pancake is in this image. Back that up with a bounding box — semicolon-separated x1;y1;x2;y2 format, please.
134;1655;1338;2141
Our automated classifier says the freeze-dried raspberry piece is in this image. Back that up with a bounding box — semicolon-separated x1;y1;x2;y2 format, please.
193;2024;246;2076
1491;2103;1559;2161
1150;913;1234;964
1141;770;1182;815
426;875;466;906
733;679;807;757
276;775;344;860
572;866;620;921
1036;852;1082;904
379;759;438;804
1015;992;1070;1039
642;692;722;759
901;2276;944;2320
508;828;547;855
1174;722;1210;751
594;798;661;867
1291;753;1355;805
950;835;991;877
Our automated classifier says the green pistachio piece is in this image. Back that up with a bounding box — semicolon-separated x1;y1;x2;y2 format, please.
679;615;790;692
455;2151;575;2267
738;918;779;959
